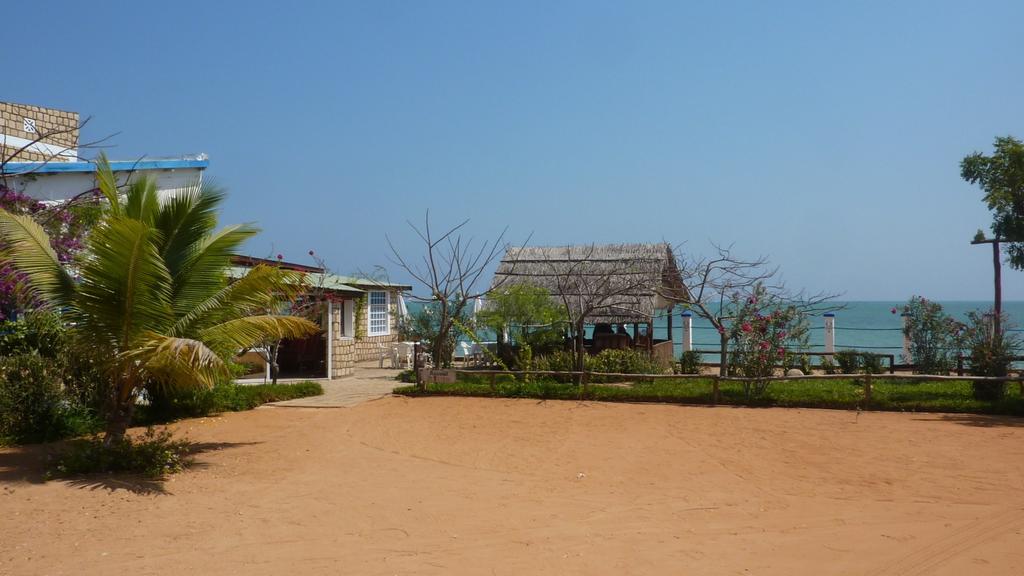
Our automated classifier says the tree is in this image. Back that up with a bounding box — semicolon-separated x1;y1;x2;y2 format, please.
387;213;513;368
901;296;962;375
0;154;318;443
725;282;810;396
675;243;838;376
538;244;654;380
478;284;565;346
961;136;1024;267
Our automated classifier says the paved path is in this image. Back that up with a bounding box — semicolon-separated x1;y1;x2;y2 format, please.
264;364;404;408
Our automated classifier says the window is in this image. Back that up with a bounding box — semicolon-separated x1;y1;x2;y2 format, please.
342;299;355;338
368;291;389;336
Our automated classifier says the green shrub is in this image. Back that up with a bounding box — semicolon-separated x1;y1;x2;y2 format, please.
819;356;837;375
678;350;703;375
834;349;863;374
0;353;98;444
784;352;812;375
862;353;885;375
0;311;67;358
515;343;534;382
902;296;961;374
138;381;324;423
51;427;192;478
589;348;667;377
534;349;579;382
962;311;1019;401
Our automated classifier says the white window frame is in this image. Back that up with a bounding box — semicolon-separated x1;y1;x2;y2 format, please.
367;290;390;337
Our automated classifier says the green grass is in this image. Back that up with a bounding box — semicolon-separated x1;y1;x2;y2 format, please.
394;376;1024;417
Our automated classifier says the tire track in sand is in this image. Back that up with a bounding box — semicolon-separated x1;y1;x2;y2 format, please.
866;507;1022;576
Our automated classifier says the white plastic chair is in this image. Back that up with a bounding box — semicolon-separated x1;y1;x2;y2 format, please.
395;342;414;368
377;343;393;368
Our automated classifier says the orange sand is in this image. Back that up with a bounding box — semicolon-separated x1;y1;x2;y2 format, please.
3;396;1024;575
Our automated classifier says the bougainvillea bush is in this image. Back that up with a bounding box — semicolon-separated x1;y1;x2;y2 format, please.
0;184;101;319
727;283;810;397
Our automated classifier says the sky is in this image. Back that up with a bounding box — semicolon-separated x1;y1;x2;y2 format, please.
5;0;1024;300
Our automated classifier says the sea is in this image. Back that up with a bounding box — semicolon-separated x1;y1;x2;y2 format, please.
408;300;1024;362
659;301;1024;362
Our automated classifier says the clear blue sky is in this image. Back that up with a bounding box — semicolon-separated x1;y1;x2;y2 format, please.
6;0;1023;300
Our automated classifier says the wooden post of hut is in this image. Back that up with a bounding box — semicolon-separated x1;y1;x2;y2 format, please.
666;305;674;348
682;311;693;352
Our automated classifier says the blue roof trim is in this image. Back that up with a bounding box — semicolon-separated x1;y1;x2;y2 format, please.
2;158;209;175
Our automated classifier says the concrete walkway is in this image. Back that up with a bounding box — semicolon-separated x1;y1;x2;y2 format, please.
264;363;404;408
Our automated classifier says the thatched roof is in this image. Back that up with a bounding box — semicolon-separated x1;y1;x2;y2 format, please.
491;243;688;324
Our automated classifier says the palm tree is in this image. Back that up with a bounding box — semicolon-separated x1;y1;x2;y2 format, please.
0;155;319;443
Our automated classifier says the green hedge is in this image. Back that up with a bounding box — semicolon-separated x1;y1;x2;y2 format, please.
138;381;324;423
395;377;1024;417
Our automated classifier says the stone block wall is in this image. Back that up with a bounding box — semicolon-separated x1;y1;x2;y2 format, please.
329;304;356;378
1;102;79;163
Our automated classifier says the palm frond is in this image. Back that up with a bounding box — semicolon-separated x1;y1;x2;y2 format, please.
126;332;227;390
124;177;161;225
169;224;260;319
75;216;173;350
153;179;226;276
170;265;306;336
0;209;75;306
199;314;320;354
94;153;121;214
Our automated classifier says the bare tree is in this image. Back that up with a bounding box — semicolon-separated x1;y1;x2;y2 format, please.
673;243;840;376
1;116;118;183
387;212;514;368
536;244;656;379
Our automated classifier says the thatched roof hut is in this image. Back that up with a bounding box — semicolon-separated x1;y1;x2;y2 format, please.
491;242;688;325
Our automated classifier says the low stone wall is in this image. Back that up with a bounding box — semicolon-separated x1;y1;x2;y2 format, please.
333;338;356;378
353;334;400;362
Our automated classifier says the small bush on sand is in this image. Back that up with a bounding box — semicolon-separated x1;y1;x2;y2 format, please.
678;350;703;375
51;427;192;478
834;350;863;374
819;356;838;375
862;353;885;375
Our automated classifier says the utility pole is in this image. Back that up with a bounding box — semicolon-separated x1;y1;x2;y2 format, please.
970;237;1002;337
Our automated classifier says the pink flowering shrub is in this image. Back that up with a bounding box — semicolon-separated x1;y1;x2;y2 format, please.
727;283;809;396
901;296;962;374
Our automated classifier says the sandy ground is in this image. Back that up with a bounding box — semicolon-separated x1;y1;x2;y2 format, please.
3;398;1024;576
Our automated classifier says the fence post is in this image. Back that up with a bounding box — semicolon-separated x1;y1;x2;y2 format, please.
489;372;496;394
582;371;590;398
901;312;912;365
863;373;872;406
414;342;425;391
823;313;835;354
682;311;693;352
712;376;720;405
957;355;964;377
